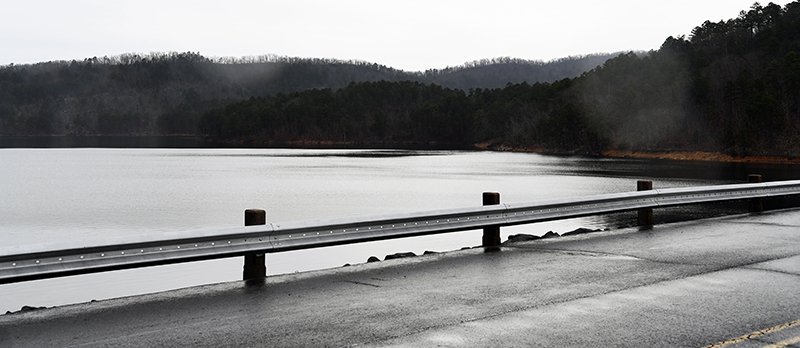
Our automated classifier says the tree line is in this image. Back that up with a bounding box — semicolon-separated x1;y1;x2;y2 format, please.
3;1;799;157
200;1;800;157
0;52;614;137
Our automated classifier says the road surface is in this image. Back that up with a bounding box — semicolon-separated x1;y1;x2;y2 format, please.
2;209;800;347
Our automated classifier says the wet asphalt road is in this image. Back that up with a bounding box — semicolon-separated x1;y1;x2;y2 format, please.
1;210;800;347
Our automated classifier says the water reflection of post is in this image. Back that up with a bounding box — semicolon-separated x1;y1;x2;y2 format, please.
637;180;654;229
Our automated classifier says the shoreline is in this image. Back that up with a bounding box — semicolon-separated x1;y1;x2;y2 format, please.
599;149;800;165
3;135;799;165
474;142;800;165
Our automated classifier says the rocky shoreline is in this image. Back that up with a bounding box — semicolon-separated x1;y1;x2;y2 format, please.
600;150;800;165
476;142;800;165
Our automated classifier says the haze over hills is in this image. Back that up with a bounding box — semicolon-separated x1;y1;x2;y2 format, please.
199;1;800;157
423;55;617;90
0;53;616;136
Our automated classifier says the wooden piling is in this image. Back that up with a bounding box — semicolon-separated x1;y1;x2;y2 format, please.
749;174;763;213
637;180;654;228
243;209;267;281
482;192;501;251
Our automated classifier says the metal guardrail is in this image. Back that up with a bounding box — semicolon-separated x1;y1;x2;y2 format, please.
2;179;800;284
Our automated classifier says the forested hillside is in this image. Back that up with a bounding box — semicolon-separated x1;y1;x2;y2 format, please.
575;1;800;155
0;53;614;136
4;1;799;158
200;1;800;157
0;54;408;136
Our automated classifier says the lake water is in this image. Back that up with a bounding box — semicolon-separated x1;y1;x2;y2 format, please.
0;148;797;313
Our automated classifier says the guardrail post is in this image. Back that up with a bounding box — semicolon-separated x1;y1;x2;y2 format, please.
243;209;267;281
482;192;501;251
637;180;654;228
749;174;764;213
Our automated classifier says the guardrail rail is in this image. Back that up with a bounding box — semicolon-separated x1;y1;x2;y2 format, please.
2;175;799;284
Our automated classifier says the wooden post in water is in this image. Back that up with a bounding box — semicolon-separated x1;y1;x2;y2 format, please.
243;209;267;281
637;180;654;228
482;192;501;251
749;174;764;213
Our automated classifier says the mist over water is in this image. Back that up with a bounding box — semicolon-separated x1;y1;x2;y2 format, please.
0;148;796;313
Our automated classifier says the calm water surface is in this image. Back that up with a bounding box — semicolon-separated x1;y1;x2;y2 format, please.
0;148;796;313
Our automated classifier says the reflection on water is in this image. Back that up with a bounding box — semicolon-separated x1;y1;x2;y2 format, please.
171;149;454;158
0;136;212;149
0;148;797;313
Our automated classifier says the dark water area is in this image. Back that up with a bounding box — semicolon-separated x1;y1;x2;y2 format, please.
555;157;800;182
0;136;470;151
0;136;212;148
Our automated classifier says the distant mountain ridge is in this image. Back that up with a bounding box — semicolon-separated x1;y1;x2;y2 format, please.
0;53;617;136
424;55;617;89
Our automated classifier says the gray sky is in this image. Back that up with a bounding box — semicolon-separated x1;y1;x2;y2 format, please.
1;0;793;71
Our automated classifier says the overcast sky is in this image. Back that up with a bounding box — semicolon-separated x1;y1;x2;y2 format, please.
1;0;794;71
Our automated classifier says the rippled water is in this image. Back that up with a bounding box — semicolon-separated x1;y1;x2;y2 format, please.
0;148;796;313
